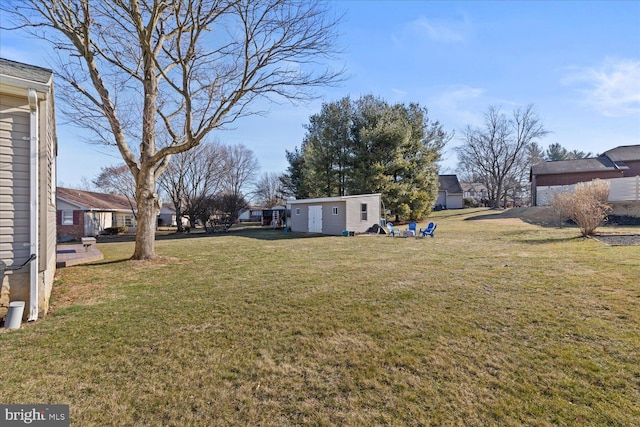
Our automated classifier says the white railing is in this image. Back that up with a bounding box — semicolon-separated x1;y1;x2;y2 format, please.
536;176;640;206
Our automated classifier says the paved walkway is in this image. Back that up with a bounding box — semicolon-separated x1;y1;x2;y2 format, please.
56;245;104;268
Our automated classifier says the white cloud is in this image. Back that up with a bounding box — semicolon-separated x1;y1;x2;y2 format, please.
391;88;408;100
412;17;466;43
563;58;640;117
429;85;486;128
393;15;470;47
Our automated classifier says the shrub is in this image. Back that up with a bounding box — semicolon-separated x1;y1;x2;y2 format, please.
463;198;478;208
103;226;128;235
551;180;612;237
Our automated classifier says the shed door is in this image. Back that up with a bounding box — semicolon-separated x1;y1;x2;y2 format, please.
308;205;322;233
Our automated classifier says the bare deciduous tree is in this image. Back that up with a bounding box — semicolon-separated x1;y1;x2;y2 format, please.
2;0;343;259
222;144;260;202
254;172;285;207
158;141;227;231
456;105;549;208
94;164;139;218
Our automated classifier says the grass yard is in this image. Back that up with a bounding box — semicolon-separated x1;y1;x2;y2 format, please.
1;208;639;426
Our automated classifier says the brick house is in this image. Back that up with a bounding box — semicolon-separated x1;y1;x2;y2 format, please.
57;187;137;240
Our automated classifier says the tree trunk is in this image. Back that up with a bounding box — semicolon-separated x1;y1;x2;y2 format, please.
132;173;160;260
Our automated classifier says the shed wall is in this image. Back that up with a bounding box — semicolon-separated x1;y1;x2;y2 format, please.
344;196;381;232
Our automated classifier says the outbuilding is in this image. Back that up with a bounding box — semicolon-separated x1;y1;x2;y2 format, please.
435;175;464;209
287;194;382;235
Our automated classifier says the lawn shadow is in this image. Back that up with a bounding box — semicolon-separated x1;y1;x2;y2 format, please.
518;236;584;245
95;226;327;244
63;258;132;268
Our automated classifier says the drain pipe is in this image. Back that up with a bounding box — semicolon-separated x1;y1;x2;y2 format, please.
27;88;39;321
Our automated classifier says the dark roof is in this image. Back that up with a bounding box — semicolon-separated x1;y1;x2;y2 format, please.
438;175;463;194
531;157;625;175
57;187;135;211
602;145;640;162
531;144;640;176
0;57;52;84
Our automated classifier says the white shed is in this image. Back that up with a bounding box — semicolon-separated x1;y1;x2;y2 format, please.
287;194;382;235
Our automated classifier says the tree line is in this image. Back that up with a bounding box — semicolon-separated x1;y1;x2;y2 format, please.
93;142;263;232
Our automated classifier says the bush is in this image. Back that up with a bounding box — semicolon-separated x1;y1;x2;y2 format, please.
551;180;611;237
463;198;478;208
103;226;128;235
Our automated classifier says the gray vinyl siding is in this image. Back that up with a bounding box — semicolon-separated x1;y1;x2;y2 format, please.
1;58;57;318
0;95;31;265
289;205;307;233
344;196;381;232
289;194;381;235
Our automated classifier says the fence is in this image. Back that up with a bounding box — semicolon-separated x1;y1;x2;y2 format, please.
536;175;640;206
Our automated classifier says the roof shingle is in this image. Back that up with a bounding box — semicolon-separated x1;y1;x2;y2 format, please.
57;187;135;211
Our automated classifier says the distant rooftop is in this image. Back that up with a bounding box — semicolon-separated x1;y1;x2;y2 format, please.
532;144;640;176
57;187;135;211
438;175;463;194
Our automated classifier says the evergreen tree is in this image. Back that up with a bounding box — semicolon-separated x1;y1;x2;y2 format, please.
284;95;449;220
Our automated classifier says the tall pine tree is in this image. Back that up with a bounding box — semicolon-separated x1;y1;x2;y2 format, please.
286;95;449;220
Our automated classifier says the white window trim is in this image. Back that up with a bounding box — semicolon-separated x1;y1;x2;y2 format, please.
332;206;338;215
61;210;73;225
295;208;301;215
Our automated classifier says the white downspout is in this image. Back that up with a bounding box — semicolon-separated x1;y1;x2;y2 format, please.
27;88;39;321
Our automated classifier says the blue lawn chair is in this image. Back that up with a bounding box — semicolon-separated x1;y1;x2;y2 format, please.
420;222;437;238
403;221;417;237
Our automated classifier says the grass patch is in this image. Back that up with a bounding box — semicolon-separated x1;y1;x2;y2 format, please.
1;209;639;425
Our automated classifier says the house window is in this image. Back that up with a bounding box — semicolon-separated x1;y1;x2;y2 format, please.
332;206;338;215
360;203;367;221
295;208;301;215
61;210;73;225
123;215;134;227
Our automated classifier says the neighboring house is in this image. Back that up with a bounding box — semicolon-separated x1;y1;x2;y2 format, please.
460;182;488;206
57;187;137;240
158;203;177;227
436;175;464;209
287;194;382;235
531;145;640;206
0;58;57;321
238;206;264;222
262;205;287;227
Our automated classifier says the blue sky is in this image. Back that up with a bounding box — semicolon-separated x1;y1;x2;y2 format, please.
1;1;639;187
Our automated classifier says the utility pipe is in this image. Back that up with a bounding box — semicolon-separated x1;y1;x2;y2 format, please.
27;88;39;321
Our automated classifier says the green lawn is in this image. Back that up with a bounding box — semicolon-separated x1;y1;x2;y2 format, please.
2;208;639;426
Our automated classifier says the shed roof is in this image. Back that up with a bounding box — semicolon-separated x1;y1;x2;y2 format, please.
287;193;381;205
57;187;135;211
438;175;463;194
